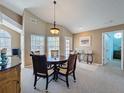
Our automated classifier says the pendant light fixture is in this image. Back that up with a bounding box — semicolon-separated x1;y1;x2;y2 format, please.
50;0;60;35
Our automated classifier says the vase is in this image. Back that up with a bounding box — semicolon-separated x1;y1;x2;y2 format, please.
0;53;8;66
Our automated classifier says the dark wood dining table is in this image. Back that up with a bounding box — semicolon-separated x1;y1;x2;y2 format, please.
30;54;68;80
47;56;68;80
47;56;68;64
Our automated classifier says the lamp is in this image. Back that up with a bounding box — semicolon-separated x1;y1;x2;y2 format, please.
114;32;122;39
50;0;60;35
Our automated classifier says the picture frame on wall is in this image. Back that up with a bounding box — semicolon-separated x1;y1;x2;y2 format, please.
79;36;91;46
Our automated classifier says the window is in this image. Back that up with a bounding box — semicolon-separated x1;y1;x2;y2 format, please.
47;37;59;56
65;40;70;56
0;30;11;55
31;35;45;55
65;37;72;57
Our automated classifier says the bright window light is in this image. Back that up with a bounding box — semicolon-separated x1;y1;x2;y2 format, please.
31;35;45;55
0;30;11;55
114;32;122;39
47;37;59;56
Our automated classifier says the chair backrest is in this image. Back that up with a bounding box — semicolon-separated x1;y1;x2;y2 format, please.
34;50;40;55
67;54;77;73
74;54;77;71
30;51;34;56
32;55;47;75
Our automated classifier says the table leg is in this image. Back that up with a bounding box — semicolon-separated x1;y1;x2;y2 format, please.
53;64;58;81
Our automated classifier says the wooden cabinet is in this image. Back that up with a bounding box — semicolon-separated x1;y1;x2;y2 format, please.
0;65;21;93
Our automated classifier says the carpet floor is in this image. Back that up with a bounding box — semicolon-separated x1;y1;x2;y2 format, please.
21;62;124;93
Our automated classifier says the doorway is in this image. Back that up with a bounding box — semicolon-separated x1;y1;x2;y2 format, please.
102;30;124;70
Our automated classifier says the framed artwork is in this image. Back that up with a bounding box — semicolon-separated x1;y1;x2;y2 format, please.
79;36;91;46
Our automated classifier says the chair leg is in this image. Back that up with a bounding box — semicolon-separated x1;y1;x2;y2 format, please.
34;75;37;89
46;77;49;90
66;76;69;88
73;71;76;82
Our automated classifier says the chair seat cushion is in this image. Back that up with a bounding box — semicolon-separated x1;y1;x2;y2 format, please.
48;69;54;75
59;68;73;74
37;69;54;76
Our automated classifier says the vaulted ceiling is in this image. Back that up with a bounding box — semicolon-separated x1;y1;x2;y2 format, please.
1;0;124;33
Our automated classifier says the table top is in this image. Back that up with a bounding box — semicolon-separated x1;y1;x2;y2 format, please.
47;56;68;64
30;54;68;64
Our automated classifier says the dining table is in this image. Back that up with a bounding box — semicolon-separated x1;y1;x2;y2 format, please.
30;53;68;80
47;56;68;80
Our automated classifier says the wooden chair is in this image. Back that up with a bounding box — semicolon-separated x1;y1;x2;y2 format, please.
31;55;54;90
57;54;77;88
30;51;35;74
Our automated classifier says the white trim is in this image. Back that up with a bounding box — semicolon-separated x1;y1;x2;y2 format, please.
0;12;22;33
93;63;103;66
24;65;32;68
102;33;104;66
121;31;124;70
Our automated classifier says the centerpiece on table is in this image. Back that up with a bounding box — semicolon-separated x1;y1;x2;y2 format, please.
0;48;8;66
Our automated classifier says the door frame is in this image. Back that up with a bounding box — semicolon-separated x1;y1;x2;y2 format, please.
102;33;112;64
102;30;124;70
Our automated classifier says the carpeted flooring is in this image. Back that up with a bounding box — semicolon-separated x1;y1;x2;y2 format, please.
21;62;124;93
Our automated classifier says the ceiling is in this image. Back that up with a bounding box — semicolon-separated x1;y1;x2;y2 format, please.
1;0;124;33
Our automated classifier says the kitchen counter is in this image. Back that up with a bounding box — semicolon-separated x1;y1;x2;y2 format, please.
0;56;21;71
0;56;21;93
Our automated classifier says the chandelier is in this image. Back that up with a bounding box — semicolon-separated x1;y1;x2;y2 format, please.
50;0;60;35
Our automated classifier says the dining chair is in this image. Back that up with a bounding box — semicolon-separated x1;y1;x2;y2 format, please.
31;55;54;90
57;54;77;88
30;51;35;55
30;51;35;74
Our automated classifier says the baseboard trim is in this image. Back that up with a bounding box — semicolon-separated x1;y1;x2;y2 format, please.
93;63;103;66
24;65;32;68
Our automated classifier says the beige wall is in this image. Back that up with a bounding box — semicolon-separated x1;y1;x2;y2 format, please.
74;24;124;64
0;25;20;49
23;10;47;66
0;5;22;24
23;10;73;66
